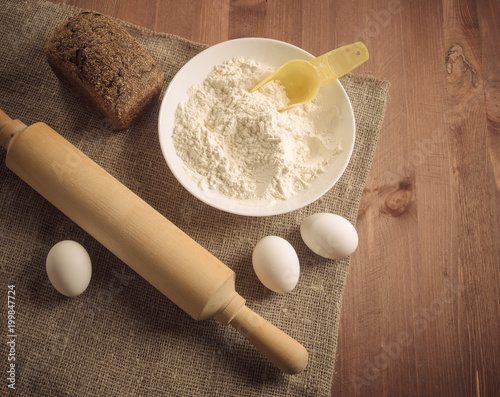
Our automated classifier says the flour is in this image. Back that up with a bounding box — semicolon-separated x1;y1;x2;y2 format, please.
172;57;343;201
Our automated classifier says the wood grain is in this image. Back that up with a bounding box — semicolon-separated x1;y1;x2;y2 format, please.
46;0;500;395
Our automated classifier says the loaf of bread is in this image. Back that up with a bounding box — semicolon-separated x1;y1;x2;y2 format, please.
45;11;164;130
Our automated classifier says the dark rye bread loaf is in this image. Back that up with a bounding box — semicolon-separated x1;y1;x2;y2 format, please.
45;11;164;130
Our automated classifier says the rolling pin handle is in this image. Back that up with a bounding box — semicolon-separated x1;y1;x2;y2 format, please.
228;305;309;375
216;295;308;374
0;109;27;150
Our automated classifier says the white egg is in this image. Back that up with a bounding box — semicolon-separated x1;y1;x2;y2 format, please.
46;240;92;297
252;236;300;294
300;213;358;259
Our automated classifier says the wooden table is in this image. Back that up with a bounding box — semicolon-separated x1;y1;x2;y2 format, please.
47;1;500;395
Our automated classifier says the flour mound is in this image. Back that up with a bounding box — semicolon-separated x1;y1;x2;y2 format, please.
172;57;342;201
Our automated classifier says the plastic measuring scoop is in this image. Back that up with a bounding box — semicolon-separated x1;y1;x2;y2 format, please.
251;42;369;111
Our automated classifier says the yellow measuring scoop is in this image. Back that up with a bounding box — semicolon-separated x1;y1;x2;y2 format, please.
251;42;369;111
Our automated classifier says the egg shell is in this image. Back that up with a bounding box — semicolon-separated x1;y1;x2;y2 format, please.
252;236;300;294
46;240;92;297
300;213;358;259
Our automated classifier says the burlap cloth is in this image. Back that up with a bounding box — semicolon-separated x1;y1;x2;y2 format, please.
0;0;389;395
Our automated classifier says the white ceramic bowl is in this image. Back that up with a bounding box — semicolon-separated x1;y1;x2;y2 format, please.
158;38;355;217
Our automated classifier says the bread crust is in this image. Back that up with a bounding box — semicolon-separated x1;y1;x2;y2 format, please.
45;11;164;130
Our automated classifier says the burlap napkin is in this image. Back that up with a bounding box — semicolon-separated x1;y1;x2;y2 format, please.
0;0;389;395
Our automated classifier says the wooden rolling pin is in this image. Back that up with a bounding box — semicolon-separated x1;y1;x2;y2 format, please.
0;109;308;375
